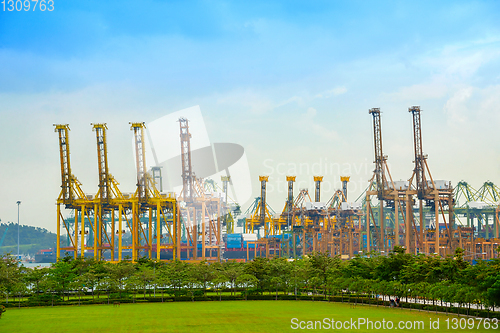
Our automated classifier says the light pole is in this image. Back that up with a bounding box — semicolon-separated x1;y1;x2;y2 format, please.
17;201;21;260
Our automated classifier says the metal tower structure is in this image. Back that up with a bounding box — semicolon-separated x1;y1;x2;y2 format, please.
245;176;276;235
130;122;179;261
314;176;323;202
54;124;93;260
179;118;195;202
286;176;295;228
177;118;221;261
366;108;409;254
341;176;350;201
260;176;268;231
221;176;235;234
91;123;115;260
151;166;163;192
407;106;455;256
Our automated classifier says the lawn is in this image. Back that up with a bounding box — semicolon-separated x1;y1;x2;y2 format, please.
0;300;496;332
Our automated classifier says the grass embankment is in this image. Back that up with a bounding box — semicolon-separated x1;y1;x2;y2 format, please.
1;300;495;332
0;244;43;255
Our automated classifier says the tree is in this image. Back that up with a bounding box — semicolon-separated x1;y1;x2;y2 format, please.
400;254;443;285
155;263;170;302
166;260;189;298
268;258;291;299
269;276;283;300
463;286;476;316
486;276;500;309
109;261;135;295
308;252;341;298
375;246;414;282
0;253;21;303
327;277;345;302
348;277;365;305
70;275;87;306
184;265;198;302
212;272;229;301
12;281;28;308
453;284;468;316
309;276;322;301
81;271;98;301
221;261;243;296
50;260;76;301
98;276;118;305
236;274;258;300
193;261;215;296
135;266;155;299
375;280;389;305
26;267;49;298
343;254;377;280
244;257;270;294
39;273;58;306
125;275;141;303
291;260;309;299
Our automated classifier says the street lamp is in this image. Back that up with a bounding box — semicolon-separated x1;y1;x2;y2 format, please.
17;201;21;260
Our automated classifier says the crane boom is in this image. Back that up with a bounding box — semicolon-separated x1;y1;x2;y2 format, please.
369;108;385;200
314;176;323;202
92;123;110;203
130;122;147;202
286;176;295;213
260;176;269;227
409;106;427;199
179;118;194;202
54;124;73;205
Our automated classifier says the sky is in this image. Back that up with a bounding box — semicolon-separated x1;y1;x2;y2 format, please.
1;0;500;232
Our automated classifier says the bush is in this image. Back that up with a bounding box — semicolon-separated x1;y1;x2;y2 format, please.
0;305;5;318
168;289;188;297
193;290;204;297
109;292;132;300
27;294;62;306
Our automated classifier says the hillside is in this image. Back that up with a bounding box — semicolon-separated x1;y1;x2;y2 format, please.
0;222;56;255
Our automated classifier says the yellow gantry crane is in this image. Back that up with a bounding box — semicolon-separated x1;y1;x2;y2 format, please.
91;123;137;262
54;124;94;260
55;123;179;262
92;123;113;260
273;176;296;233
245;176;275;235
130;122;179;262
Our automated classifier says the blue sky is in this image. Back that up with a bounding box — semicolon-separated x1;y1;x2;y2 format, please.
1;1;500;231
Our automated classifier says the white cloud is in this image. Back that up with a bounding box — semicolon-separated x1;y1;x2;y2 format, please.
443;87;473;126
216;89;274;114
295;107;338;141
314;86;348;99
384;77;449;102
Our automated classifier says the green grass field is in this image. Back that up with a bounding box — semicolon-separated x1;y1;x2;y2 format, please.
1;301;497;332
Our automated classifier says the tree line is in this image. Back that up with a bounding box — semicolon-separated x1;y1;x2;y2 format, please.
0;223;56;255
1;247;500;316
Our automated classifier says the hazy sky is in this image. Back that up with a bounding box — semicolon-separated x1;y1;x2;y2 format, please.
1;1;500;232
